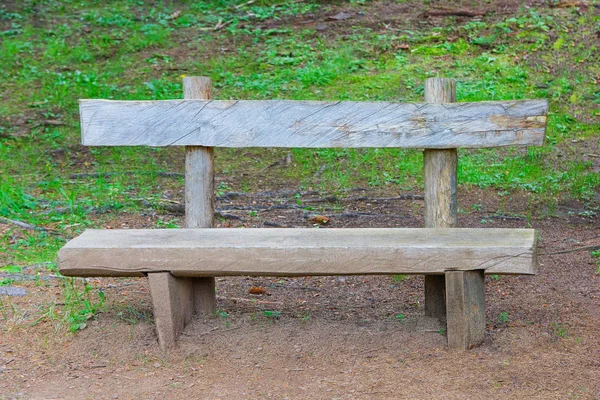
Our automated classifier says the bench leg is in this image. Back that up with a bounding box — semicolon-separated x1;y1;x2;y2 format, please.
445;270;485;350
424;275;446;319
148;272;195;350
193;277;217;314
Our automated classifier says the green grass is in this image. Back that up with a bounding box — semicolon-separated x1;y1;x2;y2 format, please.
0;1;599;328
497;311;510;324
551;322;569;339
592;250;600;274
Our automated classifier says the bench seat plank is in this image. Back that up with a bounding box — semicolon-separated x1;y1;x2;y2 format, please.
80;99;547;148
58;228;537;277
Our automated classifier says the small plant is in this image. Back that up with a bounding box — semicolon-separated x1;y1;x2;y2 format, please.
395;313;406;321
497;311;509;324
61;279;105;332
551;322;568;339
0;265;22;274
592;250;600;274
215;182;232;197
471;203;483;211
0;278;14;286
392;274;409;283
156;218;180;228
263;310;281;319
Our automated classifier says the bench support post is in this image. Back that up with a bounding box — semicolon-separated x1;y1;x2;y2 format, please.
445;270;486;349
184;76;217;316
147;77;217;349
424;275;446;319
423;78;457;321
148;272;195;351
423;78;485;349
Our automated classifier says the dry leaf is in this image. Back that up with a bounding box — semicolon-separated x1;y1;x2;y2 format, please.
248;286;268;295
309;215;330;225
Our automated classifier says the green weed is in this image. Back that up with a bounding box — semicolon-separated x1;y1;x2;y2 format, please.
497;311;509;324
551;322;569;339
592;250;600;274
263;310;281;319
33;278;105;332
61;279;105;332
0;278;15;286
392;274;409;283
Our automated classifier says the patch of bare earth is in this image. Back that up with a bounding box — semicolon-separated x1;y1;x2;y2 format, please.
1;185;599;399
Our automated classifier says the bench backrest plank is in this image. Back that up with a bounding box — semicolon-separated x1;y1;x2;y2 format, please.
80;99;547;148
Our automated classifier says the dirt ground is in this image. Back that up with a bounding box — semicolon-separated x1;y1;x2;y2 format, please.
1;185;599;399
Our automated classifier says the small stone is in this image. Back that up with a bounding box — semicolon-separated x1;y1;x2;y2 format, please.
0;287;27;297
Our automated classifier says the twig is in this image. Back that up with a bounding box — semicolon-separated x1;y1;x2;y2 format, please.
41;205;119;215
69;171;183;179
423;8;487;18
345;194;424;201
38;369;56;378
36;120;65;127
197;325;243;336
114;374;136;380
539;243;600;256
215;211;242;220
197;326;219;336
550;1;590;8
296;194;424;203
314;164;327;178
487;214;525;221
85;364;107;369
0;217;47;232
301;196;340;204
304;212;407;219
201;18;234;32
217;189;321;200
263;220;284;227
217;296;283;305
234;0;255;9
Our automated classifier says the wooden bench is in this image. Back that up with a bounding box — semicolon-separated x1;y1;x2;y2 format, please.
58;77;547;350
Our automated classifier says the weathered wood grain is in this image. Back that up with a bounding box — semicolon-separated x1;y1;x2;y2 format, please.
184;77;215;230
445;270;486;350
424;149;458;228
79;99;548;148
58;228;537;277
148;273;195;351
